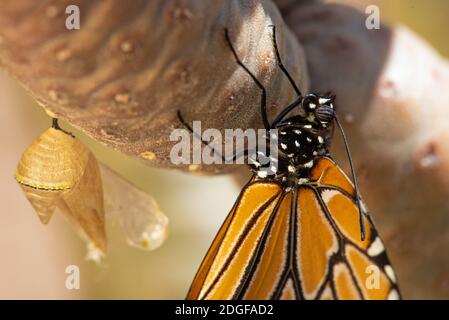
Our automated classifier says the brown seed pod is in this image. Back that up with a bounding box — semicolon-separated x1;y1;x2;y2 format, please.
15;125;107;253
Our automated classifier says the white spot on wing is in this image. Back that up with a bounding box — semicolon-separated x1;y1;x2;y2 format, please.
367;237;384;257
281;143;287;150
387;289;400;300
384;265;397;283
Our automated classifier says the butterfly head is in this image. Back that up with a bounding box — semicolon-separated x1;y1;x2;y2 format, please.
301;93;336;128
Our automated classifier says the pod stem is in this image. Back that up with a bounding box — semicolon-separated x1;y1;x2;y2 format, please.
51;118;74;137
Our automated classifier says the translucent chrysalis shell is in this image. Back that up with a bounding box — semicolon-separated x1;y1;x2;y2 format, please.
101;165;168;251
15;126;107;253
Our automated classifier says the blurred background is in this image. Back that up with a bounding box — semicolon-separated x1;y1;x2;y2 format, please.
0;0;448;299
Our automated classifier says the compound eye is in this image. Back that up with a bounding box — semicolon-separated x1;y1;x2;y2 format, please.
302;94;318;111
315;105;335;123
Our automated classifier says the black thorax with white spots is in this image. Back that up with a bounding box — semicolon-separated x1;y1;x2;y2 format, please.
250;94;335;185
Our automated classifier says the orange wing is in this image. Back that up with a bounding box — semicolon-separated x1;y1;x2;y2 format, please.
303;157;400;300
186;157;400;300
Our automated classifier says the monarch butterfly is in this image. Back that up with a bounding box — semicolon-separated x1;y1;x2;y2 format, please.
180;26;401;300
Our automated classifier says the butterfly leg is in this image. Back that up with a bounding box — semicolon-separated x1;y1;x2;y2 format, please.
224;28;270;131
268;25;302;97
267;25;304;127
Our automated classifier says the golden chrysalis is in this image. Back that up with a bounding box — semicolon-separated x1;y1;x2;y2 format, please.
15;119;107;253
15;118;170;259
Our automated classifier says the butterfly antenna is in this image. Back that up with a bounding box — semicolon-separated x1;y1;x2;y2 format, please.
334;115;366;241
